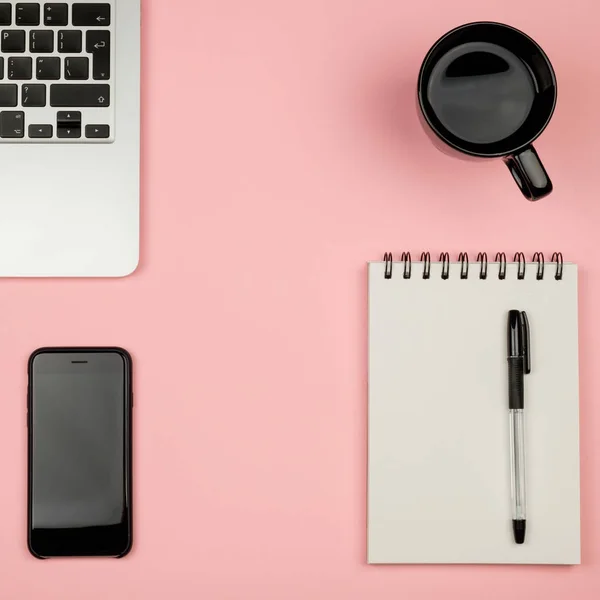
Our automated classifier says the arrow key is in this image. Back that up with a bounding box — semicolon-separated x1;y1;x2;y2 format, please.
57;125;81;138
85;124;109;139
57;110;80;138
44;4;68;26
57;110;81;124
73;3;110;26
28;124;52;138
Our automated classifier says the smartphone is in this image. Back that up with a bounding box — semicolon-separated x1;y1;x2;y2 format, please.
27;348;133;558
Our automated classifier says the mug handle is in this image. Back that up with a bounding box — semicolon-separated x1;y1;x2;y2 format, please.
504;145;553;201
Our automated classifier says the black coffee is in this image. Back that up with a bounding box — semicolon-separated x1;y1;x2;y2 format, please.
427;42;536;145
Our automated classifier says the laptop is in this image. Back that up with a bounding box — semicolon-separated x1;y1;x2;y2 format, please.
0;0;140;277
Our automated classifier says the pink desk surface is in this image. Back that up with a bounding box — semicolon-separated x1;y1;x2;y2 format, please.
1;0;599;598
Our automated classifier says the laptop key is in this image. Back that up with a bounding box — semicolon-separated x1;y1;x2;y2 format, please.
2;30;25;53
0;84;17;106
29;124;52;138
72;3;110;26
8;57;32;80
85;124;109;138
58;30;81;53
57;110;81;124
36;56;60;80
65;57;88;80
22;84;46;107
30;30;53;52
87;30;109;80
57;125;80;138
0;57;2;80
0;110;24;137
44;3;68;26
50;84;109;107
57;111;80;138
16;3;40;26
0;4;11;25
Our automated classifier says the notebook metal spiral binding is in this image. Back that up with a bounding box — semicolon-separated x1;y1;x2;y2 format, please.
401;252;412;279
496;252;507;280
459;252;469;279
551;252;564;280
514;252;526;280
384;253;393;279
477;252;488;280
440;252;450;280
383;252;564;281
533;252;544;280
421;252;431;279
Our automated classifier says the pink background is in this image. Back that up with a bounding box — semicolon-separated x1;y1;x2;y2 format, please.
1;0;600;597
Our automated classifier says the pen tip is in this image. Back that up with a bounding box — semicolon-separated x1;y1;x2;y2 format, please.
513;520;526;544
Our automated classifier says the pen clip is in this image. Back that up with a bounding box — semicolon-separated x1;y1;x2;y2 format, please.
520;311;531;374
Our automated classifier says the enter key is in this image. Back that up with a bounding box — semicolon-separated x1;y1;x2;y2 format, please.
87;30;110;80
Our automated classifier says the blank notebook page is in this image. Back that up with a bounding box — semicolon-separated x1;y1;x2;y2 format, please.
368;259;580;564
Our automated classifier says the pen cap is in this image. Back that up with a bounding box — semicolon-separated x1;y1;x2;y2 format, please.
521;311;531;374
507;310;523;356
507;310;531;372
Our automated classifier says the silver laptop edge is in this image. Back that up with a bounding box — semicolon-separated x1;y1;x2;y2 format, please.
0;0;140;277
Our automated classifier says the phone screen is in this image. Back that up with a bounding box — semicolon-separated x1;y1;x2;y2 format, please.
28;350;132;558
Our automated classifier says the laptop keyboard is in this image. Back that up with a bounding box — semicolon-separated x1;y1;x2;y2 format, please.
0;1;114;142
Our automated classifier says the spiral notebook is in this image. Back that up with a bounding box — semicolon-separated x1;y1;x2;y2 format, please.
368;252;581;565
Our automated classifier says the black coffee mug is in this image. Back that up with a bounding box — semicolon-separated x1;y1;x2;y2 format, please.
418;22;557;201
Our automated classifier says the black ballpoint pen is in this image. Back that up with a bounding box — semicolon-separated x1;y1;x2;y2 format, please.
507;310;530;544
